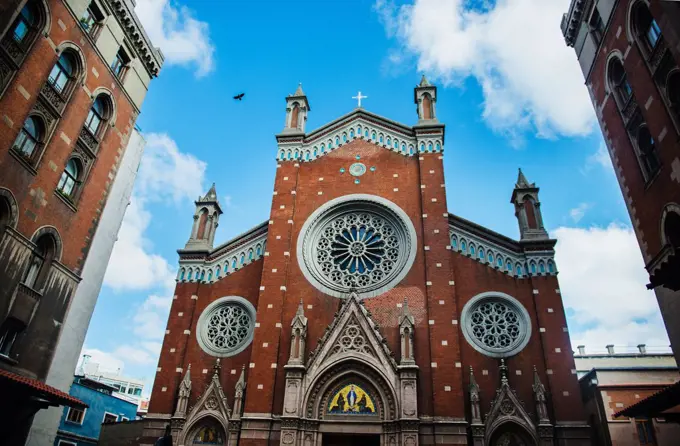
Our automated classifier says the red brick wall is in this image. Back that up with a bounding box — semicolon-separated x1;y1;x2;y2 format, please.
148;259;264;415
0;0;138;273
587;2;680;262
149;137;586;426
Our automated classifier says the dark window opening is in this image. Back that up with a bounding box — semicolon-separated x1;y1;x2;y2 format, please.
609;57;633;108
633;3;662;54
12;116;43;163
66;407;85;425
0;318;23;357
80;2;104;36
23;234;56;290
57;158;81;199
48;52;76;94
111;48;130;79
637;126;661;180
589;7;605;45
12;3;37;44
635;418;657;445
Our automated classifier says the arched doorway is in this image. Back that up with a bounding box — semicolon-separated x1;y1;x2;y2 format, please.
184;416;227;446
488;423;536;446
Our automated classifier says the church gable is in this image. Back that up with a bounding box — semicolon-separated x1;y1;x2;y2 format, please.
276;109;444;163
306;293;398;379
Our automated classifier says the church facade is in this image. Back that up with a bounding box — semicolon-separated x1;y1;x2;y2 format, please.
142;79;590;446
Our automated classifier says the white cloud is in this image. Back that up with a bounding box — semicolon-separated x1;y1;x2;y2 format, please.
135;0;215;77
103;133;206;290
568;202;591;223
133;294;173;340
223;195;233;208
375;0;595;139
80;347;126;374
554;224;670;350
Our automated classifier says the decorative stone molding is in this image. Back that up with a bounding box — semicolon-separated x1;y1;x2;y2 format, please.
276;109;443;162
196;296;256;358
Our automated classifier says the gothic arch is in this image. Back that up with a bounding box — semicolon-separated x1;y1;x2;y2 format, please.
30;225;63;261
486;421;538;446
180;414;228;446
303;358;398;421
604;50;626;95
0;187;19;229
625;0;652;44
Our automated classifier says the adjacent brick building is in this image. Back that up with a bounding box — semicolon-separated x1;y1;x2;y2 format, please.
561;0;680;365
0;0;162;444
141;80;590;446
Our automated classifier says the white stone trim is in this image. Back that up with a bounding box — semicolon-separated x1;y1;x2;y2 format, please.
195;296;256;358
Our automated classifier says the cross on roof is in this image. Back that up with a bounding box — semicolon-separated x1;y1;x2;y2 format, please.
352;91;368;108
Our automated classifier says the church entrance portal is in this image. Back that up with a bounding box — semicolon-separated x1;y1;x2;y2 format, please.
322;433;380;446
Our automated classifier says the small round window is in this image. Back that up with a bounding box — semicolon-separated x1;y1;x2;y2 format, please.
461;292;531;358
196;296;256;357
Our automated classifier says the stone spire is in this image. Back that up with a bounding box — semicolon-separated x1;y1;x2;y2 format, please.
288;299;308;365
184;183;223;252
511;168;548;241
173;364;191;419
399;298;416;365
233;365;247;420
283;82;310;134
469;366;482;424
419;74;431;87
532;366;550;423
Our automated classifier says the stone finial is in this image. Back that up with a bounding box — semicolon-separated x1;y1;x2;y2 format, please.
469;366;482;424
292;83;305;97
515;168;534;189
499;359;509;386
532;366;549;423
419;74;431;87
213;358;221;376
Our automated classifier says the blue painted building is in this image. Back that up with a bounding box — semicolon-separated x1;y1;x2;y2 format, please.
54;376;138;446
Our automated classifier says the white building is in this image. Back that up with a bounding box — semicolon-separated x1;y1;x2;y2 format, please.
27;128;148;444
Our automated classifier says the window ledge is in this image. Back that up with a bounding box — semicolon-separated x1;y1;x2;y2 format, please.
0;354;18;366
54;191;78;213
644;167;663;191
8;150;38;176
64;420;84;426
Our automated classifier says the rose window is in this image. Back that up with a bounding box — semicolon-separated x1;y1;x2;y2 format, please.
298;195;416;298
461;292;531;358
197;297;256;357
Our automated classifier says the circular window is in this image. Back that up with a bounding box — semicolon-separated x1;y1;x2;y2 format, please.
196;296;256;357
297;194;417;298
349;163;366;177
461;292;531;358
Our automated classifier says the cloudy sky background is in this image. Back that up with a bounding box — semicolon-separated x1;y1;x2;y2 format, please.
81;0;670;396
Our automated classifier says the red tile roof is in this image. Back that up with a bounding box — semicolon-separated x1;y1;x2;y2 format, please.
615;380;680;418
0;369;87;408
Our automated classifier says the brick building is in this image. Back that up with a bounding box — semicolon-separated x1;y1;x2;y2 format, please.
0;0;161;444
141;80;590;446
561;0;680;365
574;344;679;445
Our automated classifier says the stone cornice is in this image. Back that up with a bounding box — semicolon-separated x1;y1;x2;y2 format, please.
105;0;164;77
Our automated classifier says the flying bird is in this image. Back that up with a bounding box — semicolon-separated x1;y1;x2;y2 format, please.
233;93;245;101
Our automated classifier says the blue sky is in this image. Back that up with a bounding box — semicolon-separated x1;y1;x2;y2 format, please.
81;0;670;396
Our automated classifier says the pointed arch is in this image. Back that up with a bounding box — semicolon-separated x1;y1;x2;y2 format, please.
422;93;433;120
0;187;19;230
290;102;300;129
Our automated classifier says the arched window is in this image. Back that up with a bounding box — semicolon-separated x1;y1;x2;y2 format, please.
248;249;253;261
427;142;433;152
350;129;354;139
364;128;369;138
294;150;299;160
451;236;457;250
12;116;43;160
516;264;522;276
320;144;326;153
239;254;245;265
636;125;661;178
57;158;81;199
608;57;633;107
290;103;300;129
305;151;310;161
286;150;291;160
393;139;398;149
357;125;362;135
435;142;441;152
460;240;467;253
379;134;383;143
0;317;24;358
497;256;503;268
422;93;433;119
401;143;406;153
232;258;237;269
632;2;662;53
371;131;376;140
256;245;262;256
188;269;193;281
279;150;284;160
506;260;512;272
530;262;537;274
478;248;485;261
335;136;340;146
48;51;76;94
215;266;221;278
200;270;205;281
667;71;680;122
12;2;38;43
548;260;555;273
419;143;425;152
386;136;391;146
24;234;57;290
180;269;185;281
409;146;414;155
207;270;213;281
523;196;538;230
539;261;546;274
469;244;476;256
664;211;680;248
488;252;494;264
343;133;347;142
85;95;111;137
224;263;229;274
